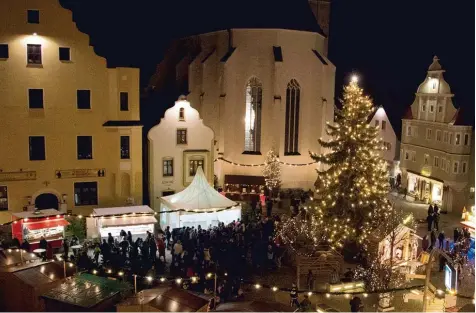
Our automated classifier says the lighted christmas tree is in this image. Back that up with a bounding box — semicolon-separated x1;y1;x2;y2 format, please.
262;148;281;191
310;77;391;244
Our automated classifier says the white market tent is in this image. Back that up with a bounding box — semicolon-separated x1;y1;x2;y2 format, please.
160;167;241;229
86;205;157;239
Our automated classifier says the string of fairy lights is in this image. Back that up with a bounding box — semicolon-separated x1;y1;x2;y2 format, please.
0;206;238;226
214;157;318;167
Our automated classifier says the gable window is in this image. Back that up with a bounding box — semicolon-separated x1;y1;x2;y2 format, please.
434;156;439;167
77;90;91;109
120;92;129;111
189;159;204;176
27;10;40;23
426;128;432;140
29;136;45;160
0;44;9;59
455;133;461;145
27;44;41;64
244;77;262;153
120;136;130;159
424;154;429;165
381;120;387;130
464;134;470;146
163;158;173;177
59;47;70;61
28;88;43;109
77;136;92;159
177;129;187;144
179;108;185;121
284;79;300;155
462;162;467;174
375;120;379;127
436;130;441;142
74;182;98;206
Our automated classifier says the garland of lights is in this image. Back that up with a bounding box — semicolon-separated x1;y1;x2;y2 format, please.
1;206;237;226
214;157;318;167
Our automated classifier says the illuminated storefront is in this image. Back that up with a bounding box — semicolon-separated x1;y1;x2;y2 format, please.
461;206;475;238
406;170;444;205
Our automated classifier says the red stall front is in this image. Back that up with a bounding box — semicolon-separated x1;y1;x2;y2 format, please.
11;209;69;256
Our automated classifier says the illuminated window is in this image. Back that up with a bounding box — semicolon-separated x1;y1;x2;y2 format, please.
244;77;262;153
179;108;185;121
470;187;475;193
284;79;300;155
163;158;173;177
176;129;187;144
27;44;41;64
381;121;386;130
189;159;204;176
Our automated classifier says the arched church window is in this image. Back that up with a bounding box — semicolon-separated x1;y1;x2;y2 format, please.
284;79;300;155
179;108;185;121
244;77;262;153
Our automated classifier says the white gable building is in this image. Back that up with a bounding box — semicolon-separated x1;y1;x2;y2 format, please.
148;97;214;212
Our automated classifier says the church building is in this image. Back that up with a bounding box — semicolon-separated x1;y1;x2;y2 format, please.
148;0;335;194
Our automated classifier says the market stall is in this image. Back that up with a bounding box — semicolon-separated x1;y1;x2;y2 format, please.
11;209;69;253
378;224;422;265
160;167;241;229
86;205;157;240
461;206;475;237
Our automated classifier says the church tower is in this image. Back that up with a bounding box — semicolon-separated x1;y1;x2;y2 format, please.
308;0;331;37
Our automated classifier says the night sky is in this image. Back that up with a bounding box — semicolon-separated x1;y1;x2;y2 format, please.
60;0;475;136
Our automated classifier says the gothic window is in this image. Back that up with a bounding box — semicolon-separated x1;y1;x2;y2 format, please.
284;79;301;155
244;77;262;153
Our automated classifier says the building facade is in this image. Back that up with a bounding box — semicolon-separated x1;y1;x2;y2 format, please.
0;0;143;223
369;106;400;178
147;1;334;193
400;56;473;213
148;97;214;213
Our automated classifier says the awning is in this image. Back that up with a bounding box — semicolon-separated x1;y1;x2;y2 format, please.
24;219;69;230
225;175;265;185
406;169;444;183
99;216;157;228
93;205;154;217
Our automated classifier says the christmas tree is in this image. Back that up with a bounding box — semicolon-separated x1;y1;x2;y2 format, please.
310;78;391;244
262;148;281;191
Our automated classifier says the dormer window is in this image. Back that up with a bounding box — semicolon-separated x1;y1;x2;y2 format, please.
179;107;185;121
432;81;437;89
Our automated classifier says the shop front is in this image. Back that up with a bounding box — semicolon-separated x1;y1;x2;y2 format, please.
461;206;475;238
406;170;444;205
86;206;157;240
11;209;69;253
223;175;265;202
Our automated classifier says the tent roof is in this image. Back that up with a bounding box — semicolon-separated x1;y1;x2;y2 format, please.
161;167;237;211
92;205;154;217
12;209;63;219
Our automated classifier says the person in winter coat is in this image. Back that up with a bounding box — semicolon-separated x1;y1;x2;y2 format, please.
426;214;434;231
290;283;299;307
438;231;445;249
427;204;434;215
433;212;440;231
350;296;363;312
430;230;437;250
